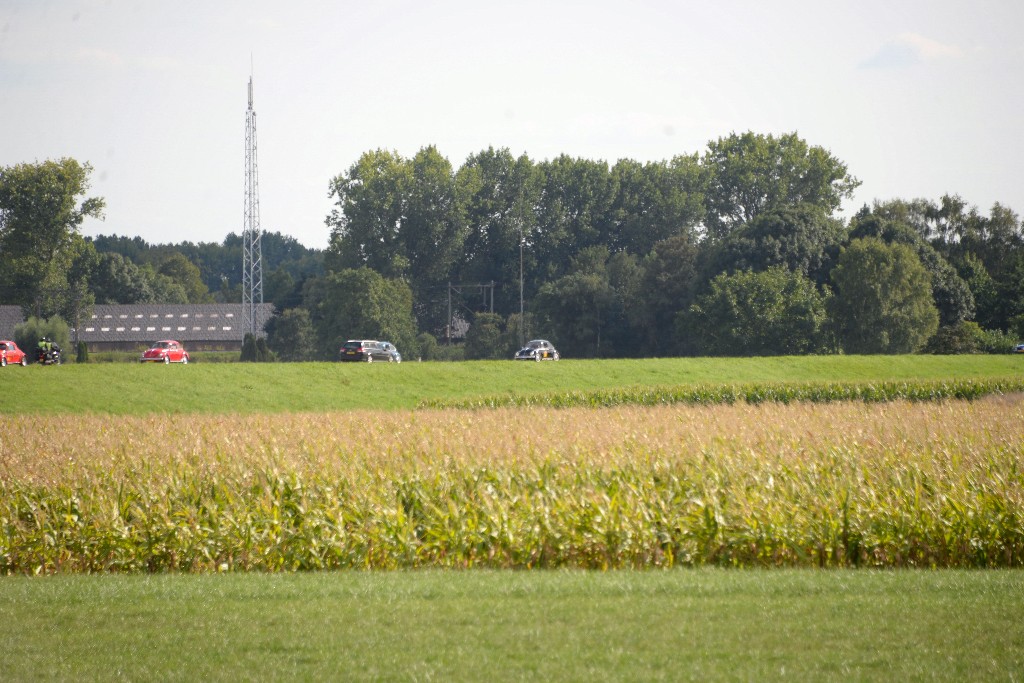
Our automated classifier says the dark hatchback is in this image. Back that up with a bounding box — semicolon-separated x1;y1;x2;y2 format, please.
340;340;396;362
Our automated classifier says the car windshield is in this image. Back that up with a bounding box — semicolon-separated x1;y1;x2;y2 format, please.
528;340;545;349
152;342;170;349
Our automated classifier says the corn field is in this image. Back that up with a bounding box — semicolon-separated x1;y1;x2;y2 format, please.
1;394;1022;572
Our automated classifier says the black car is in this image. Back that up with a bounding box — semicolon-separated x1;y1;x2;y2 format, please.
339;339;395;362
514;339;560;361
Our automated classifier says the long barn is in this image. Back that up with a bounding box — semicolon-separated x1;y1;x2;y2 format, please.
0;303;275;352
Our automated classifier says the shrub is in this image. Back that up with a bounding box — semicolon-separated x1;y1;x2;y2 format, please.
430;342;466;362
14;316;69;360
240;333;275;362
978;327;1018;354
416;332;438;361
464;313;505;360
925;322;987;354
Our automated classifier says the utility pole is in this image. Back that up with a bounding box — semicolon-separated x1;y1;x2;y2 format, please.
242;74;264;338
519;219;525;346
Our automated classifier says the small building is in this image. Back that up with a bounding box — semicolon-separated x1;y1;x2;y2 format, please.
0;304;275;352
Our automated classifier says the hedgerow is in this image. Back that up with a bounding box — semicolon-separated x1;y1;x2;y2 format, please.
417;377;1024;409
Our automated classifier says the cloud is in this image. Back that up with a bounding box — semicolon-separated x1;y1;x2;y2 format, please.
861;33;963;69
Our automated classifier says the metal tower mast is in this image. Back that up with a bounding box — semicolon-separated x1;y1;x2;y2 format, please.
242;75;264;338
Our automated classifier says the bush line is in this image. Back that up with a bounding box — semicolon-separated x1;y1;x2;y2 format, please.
418;377;1024;409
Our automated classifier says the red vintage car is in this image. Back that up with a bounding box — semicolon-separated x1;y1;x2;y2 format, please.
0;340;28;367
140;340;190;364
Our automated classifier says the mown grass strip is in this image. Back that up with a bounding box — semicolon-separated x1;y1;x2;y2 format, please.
2;570;1022;681
418;377;1024;409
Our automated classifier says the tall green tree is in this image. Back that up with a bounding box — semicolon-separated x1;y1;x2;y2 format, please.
455;148;544;316
707;203;847;285
682;267;832;356
309;268;418;358
635;232;701;355
403;146;469;332
156;252;213;303
90;252;154;304
829;237;939;354
534;156;616;280
605;155;705;255
0;158;105;317
326;149;412;278
145;267;189;304
849;211;974;326
326;147;467;333
533;246;631;357
61;236;99;342
701;132;860;242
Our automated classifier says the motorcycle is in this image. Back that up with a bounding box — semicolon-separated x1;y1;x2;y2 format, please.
36;346;62;365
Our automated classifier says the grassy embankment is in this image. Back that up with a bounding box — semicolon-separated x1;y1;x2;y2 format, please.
0;354;1021;413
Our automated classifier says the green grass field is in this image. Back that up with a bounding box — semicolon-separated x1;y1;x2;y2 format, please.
1;354;1021;413
2;570;1022;681
1;355;1022;679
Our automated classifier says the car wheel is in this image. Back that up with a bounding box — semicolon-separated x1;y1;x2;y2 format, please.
554;353;560;361
1;356;6;367
163;356;170;364
181;355;189;365
366;354;373;363
20;357;27;367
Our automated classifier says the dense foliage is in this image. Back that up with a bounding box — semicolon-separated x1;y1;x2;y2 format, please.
4;130;1022;358
0;158;104;325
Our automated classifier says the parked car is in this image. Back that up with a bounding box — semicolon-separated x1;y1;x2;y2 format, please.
339;340;396;362
140;340;190;364
514;339;560;361
379;341;402;363
1015;343;1024;354
0;340;27;367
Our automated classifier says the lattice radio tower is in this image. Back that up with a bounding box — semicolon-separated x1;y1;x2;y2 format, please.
242;75;264;338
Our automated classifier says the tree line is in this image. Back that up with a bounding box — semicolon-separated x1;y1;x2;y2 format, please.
2;131;1021;360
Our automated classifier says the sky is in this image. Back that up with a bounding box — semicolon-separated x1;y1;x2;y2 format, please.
1;0;1022;249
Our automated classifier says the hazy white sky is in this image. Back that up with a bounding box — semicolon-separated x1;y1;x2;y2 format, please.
2;0;1021;249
